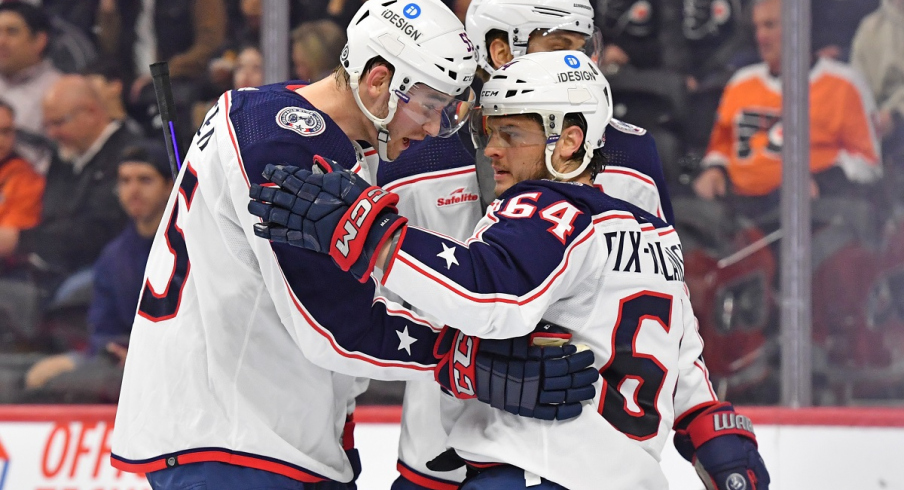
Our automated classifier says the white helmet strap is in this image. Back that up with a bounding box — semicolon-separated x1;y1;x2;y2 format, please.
349;71;400;161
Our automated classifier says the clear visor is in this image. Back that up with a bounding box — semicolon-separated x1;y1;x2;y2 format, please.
469;108;552;150
527;26;603;68
395;83;476;138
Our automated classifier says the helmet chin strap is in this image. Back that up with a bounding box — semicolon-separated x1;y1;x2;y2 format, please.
545;141;593;181
350;72;400;161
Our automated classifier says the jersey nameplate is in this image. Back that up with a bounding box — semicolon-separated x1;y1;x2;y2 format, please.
276;107;326;137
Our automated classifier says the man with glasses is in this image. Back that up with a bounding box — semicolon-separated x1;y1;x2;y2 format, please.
10;75;137;293
112;2;597;489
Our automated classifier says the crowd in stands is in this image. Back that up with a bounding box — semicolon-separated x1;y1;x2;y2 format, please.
0;0;901;406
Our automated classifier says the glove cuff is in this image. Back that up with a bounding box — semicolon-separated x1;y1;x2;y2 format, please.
433;329;480;400
329;185;400;271
680;402;758;450
348;212;407;283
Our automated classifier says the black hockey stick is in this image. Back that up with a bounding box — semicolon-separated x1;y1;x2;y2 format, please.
150;61;182;178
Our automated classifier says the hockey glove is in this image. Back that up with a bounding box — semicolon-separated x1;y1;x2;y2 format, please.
433;322;599;421
673;402;770;490
249;156;407;282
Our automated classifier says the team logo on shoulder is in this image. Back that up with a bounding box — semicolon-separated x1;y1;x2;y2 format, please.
609;118;647;135
276;107;326;137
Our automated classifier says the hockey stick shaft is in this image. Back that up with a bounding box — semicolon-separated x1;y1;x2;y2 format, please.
149;61;182;178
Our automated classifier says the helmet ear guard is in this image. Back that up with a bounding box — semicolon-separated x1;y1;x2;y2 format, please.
474;51;613;180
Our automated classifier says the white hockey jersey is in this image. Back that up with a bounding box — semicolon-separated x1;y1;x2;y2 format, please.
111;85;450;483
381;180;718;490
380;120;678;488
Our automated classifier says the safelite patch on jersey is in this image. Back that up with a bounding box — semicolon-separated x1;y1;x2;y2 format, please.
276;107;326;137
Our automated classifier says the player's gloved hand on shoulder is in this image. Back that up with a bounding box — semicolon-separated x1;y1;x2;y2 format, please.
248;155;407;283
673;402;770;490
433;321;599;421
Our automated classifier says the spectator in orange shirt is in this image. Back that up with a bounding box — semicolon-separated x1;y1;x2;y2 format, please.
0;100;44;259
692;0;882;218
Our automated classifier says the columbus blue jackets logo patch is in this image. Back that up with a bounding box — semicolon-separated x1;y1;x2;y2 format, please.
609;118;647;136
276;107;326;137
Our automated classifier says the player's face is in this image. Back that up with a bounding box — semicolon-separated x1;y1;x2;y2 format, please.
388;83;475;160
481;114;549;196
0;107;14;161
117;162;172;224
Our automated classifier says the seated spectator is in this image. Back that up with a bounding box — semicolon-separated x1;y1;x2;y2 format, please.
95;0;226;147
0;101;44;259
851;0;904;154
232;45;263;89
291;19;345;82
594;0;685;73
22;140;173;403
83;59;146;137
11;75;138;292
0;3;61;137
692;0;882;219
681;0;759;152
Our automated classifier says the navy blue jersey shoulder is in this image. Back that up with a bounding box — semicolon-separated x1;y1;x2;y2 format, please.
228;85;359;175
227;84;439;368
377;135;476;186
601;124;675;224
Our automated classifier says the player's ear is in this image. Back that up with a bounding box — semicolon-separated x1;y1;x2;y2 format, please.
558;125;584;160
488;38;513;69
362;63;393;117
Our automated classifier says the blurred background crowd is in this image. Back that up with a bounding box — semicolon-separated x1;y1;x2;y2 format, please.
0;0;901;407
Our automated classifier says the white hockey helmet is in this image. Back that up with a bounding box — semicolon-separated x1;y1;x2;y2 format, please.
473;51;613;180
465;0;597;74
341;0;478;160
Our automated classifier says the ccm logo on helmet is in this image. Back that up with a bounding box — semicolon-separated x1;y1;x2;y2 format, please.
335;188;391;257
382;8;423;41
557;71;597;82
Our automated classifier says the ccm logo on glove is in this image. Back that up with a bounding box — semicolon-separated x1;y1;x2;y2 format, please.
453;333;477;397
335;188;392;257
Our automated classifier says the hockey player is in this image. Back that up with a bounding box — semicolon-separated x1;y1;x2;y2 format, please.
110;2;599;489
377;1;676;487
250;51;770;490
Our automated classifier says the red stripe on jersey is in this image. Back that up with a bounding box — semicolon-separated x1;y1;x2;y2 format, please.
396;461;460;490
383;167;475;192
111;449;327;483
224;92;250;186
280;273;434;371
602;167;657;187
393;225;595;306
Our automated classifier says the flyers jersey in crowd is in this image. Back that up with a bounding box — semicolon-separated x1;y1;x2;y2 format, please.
703;57;882;196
